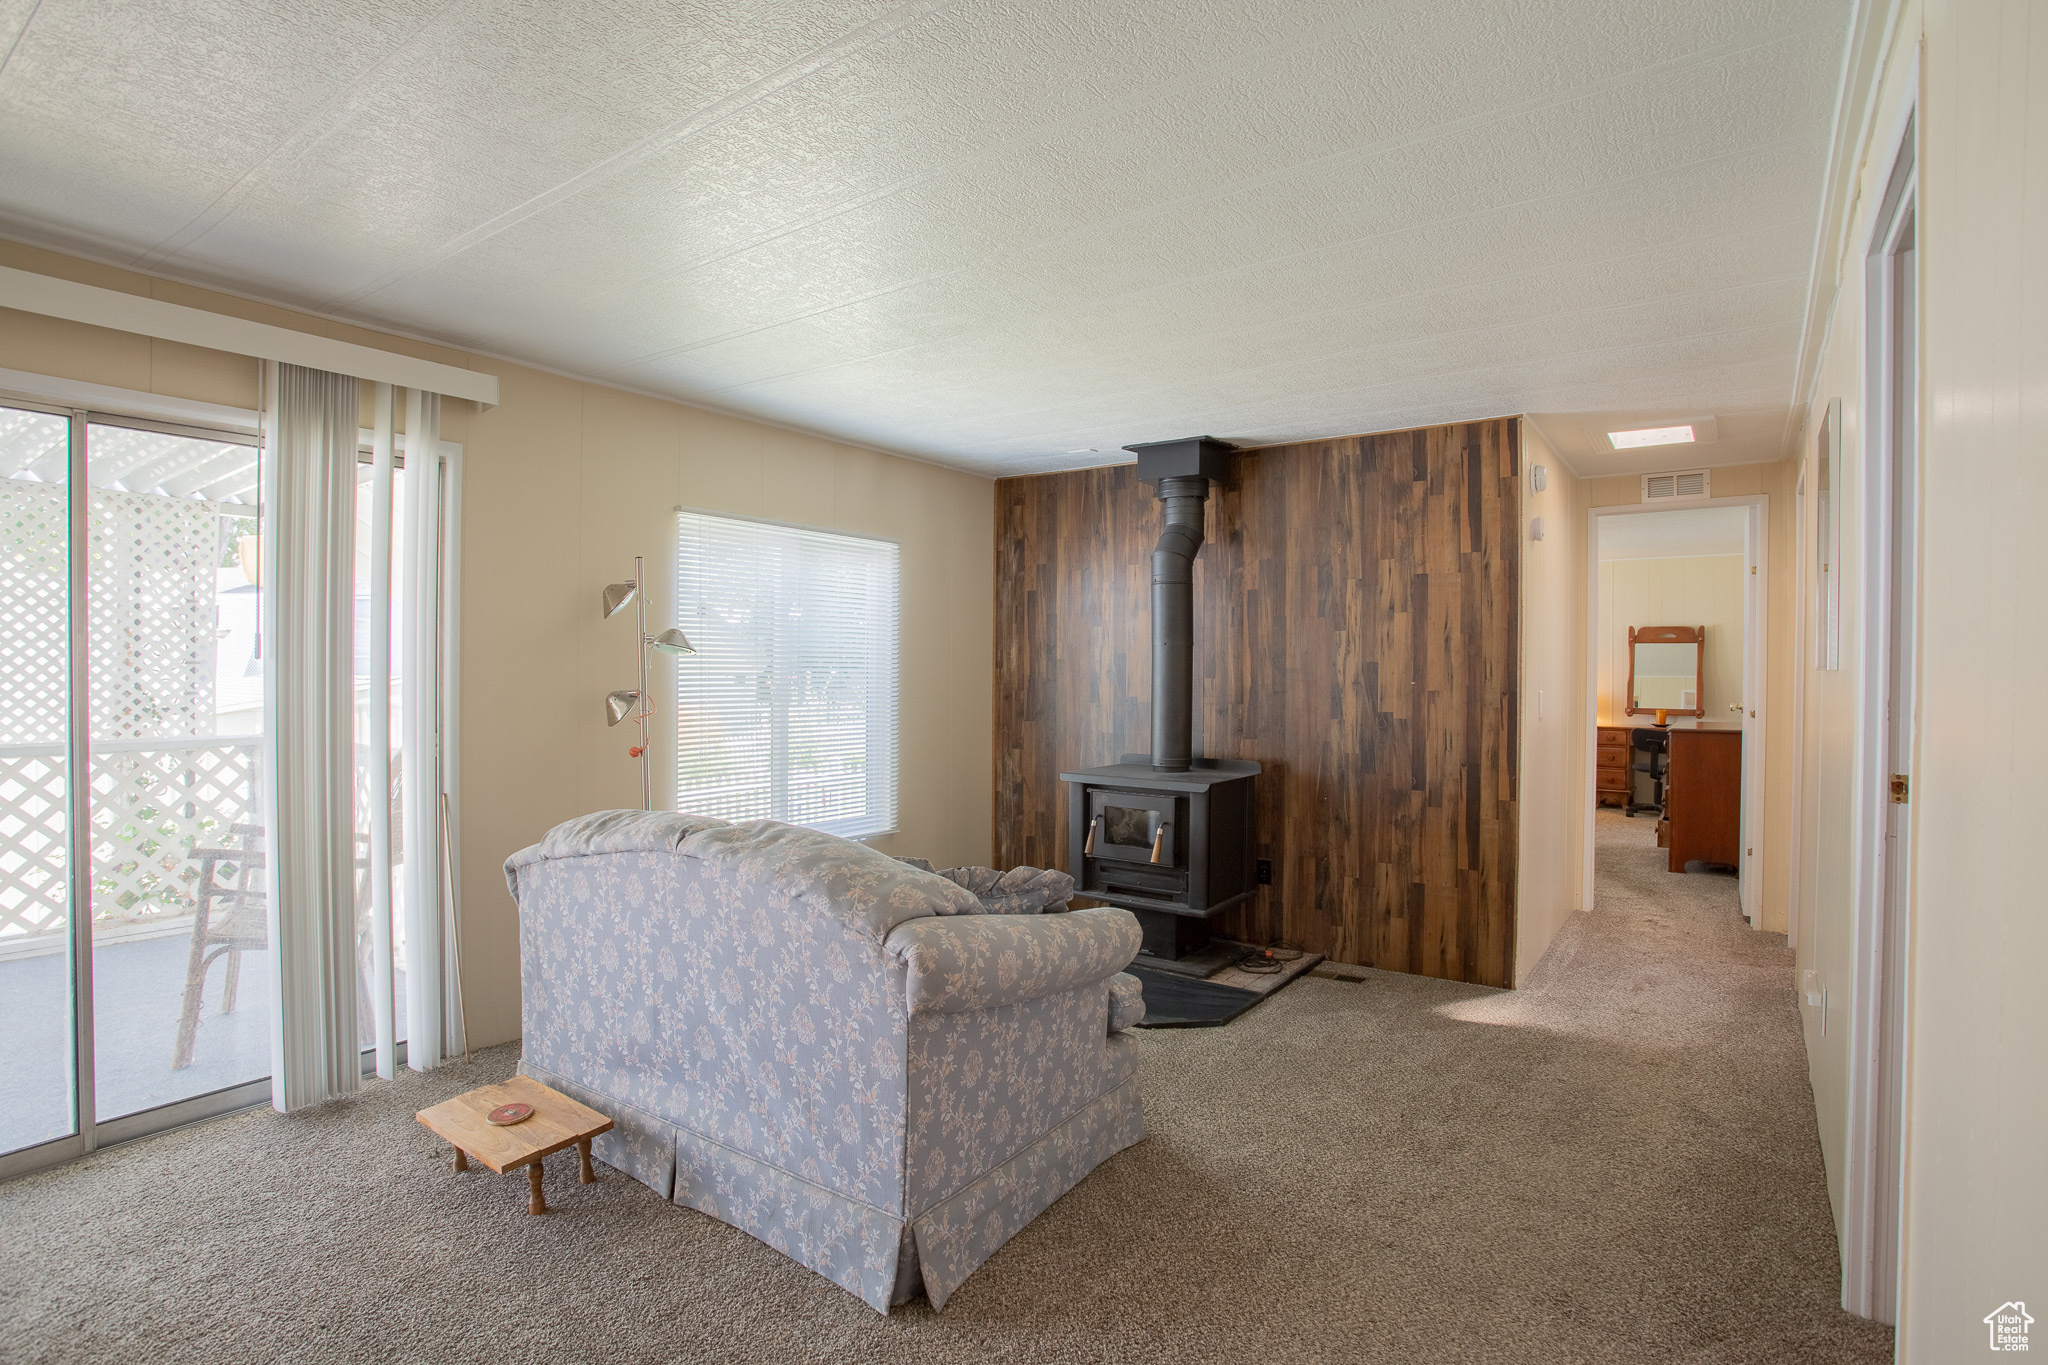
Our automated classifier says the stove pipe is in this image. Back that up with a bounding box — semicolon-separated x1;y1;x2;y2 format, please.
1123;436;1236;773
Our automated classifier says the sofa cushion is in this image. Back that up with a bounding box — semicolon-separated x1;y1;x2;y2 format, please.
503;808;732;898
945;865;1075;915
884;906;1142;1016
895;859;1075;914
680;820;982;944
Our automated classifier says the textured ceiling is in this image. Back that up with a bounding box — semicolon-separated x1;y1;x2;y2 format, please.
0;0;1851;477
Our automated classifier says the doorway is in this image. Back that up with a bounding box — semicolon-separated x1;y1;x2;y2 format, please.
1584;497;1769;924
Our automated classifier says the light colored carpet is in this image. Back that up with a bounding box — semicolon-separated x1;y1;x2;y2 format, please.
0;813;1892;1364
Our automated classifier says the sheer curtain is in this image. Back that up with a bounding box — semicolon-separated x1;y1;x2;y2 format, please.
262;362;361;1111
263;368;463;1110
399;387;464;1068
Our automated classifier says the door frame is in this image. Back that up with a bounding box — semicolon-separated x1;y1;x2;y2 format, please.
1582;494;1770;924
1840;116;1917;1325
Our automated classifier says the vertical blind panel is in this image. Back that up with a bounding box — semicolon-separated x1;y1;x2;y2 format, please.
674;511;898;839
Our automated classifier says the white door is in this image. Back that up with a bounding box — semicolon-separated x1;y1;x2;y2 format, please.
1844;138;1916;1325
1870;209;1918;1322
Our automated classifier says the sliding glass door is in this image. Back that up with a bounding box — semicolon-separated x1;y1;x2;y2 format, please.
0;405;269;1163
0;404;79;1155
85;418;269;1122
1;387;454;1170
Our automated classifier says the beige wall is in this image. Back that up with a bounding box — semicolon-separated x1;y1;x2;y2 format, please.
1514;420;1588;981
0;240;995;1053
1902;1;2043;1352
1783;0;1915;1302
1596;555;1747;723
1786;1;2048;1350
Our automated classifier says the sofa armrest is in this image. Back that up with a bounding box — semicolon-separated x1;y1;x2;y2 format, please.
1107;972;1146;1032
884;906;1141;1017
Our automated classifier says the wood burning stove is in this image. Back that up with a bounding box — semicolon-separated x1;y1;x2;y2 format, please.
1059;433;1260;971
1063;757;1259;965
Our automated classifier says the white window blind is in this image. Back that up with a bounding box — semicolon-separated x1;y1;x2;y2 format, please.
673;510;899;839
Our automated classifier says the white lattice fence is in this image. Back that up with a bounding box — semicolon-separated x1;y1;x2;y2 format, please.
2;467;252;941
0;747;67;939
89;489;222;742
0;483;68;748
90;739;263;928
0;482;225;748
0;739;263;940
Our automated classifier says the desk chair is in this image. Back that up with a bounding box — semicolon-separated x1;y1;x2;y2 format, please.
1626;728;1668;818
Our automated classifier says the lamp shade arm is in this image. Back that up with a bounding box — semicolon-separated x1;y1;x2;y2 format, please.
603;557;699;811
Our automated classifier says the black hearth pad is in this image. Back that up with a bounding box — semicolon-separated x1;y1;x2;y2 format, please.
1125;964;1265;1028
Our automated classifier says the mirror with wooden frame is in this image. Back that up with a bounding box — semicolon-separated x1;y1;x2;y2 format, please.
1626;625;1704;718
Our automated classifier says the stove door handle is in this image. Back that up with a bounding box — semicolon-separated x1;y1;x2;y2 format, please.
1149;820;1171;865
1083;815;1099;856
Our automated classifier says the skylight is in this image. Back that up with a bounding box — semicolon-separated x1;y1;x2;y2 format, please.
1607;424;1696;450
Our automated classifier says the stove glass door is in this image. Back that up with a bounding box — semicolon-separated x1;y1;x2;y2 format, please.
1087;790;1176;866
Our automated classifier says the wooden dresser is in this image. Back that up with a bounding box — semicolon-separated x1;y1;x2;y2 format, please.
1661;724;1743;873
1596;726;1632;808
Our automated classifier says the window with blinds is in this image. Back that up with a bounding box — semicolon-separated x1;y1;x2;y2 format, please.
673;509;899;839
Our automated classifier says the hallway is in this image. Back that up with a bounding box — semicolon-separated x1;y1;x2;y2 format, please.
1427;805;1901;1360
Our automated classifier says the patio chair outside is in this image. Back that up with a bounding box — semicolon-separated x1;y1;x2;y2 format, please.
170;824;266;1071
169;751;404;1070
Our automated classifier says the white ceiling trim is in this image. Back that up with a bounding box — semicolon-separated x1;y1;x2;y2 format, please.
0;265;499;406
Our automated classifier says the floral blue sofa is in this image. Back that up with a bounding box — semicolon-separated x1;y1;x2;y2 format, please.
503;810;1147;1311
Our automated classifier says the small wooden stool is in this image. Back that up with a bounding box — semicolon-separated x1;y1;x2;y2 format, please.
416;1075;614;1214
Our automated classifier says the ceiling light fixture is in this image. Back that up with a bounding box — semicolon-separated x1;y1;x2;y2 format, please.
1607;424;1696;450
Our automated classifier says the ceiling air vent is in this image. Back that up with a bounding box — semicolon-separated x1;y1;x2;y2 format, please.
1642;469;1710;503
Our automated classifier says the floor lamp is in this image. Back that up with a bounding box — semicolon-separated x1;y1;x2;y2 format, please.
602;556;696;810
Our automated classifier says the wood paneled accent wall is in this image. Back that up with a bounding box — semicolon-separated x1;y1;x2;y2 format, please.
993;419;1523;987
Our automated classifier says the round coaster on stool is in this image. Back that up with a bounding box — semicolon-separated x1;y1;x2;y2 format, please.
486;1102;534;1126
